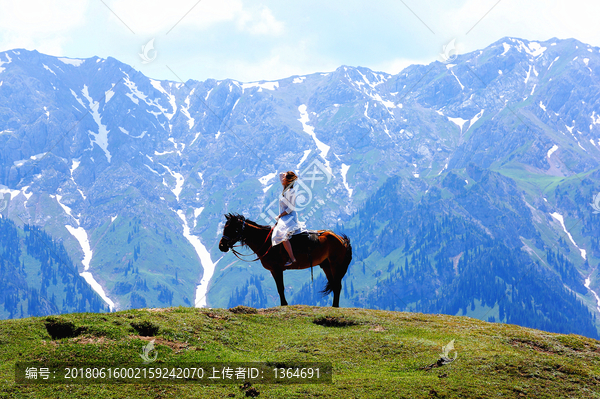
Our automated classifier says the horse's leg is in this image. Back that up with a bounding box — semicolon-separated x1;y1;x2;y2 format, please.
332;278;341;308
270;269;288;306
319;260;341;308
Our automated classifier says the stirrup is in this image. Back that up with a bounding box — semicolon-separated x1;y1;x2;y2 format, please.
284;259;295;267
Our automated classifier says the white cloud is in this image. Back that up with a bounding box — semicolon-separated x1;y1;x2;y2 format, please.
238;6;284;36
429;0;600;56
106;0;282;36
178;39;338;82
0;0;88;54
106;0;242;34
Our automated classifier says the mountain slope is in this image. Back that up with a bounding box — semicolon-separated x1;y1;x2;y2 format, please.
0;37;599;338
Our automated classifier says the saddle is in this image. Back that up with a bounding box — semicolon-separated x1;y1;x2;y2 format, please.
283;230;326;269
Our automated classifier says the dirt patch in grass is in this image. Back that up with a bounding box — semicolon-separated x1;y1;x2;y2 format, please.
313;316;359;327
145;308;172;313
229;306;258;314
130;336;194;351
556;335;600;353
509;338;558;354
203;312;229;320
71;336;112;345
257;307;283;314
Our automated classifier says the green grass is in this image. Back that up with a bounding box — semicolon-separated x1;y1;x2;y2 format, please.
1;306;599;398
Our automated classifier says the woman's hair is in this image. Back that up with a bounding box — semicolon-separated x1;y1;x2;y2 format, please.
282;171;298;191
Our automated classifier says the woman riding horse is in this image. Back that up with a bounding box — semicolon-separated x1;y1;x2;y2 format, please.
272;171;306;267
218;170;353;307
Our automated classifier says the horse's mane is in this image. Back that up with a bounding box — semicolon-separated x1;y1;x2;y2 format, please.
226;213;272;231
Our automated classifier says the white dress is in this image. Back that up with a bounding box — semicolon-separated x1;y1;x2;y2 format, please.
271;182;306;246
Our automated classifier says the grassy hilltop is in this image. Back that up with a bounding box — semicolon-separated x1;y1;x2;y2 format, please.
0;306;599;398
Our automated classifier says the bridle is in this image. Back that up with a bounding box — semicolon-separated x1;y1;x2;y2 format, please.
221;216;275;261
221;219;246;250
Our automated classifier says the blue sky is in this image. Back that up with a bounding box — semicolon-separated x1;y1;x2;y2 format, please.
0;0;599;83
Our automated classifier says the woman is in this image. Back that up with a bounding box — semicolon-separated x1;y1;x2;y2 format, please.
272;171;306;266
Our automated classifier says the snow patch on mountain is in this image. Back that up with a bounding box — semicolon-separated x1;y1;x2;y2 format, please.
297;150;311;169
259;172;277;186
293;76;306;84
123;76;147;105
341;164;353;197
64;224;116;310
231;98;240;113
0;53;11;73
585;273;600;314
119;127;146;139
70;89;86;108
68;159;86;200
150;79;177;120
524;65;532;84
242;81;279;91
21;186;32;203
176;210;220;308
469;110;484;129
298;105;331;171
371;93;396;110
513;40;547;57
55;194;79;225
80;271;115;311
81;85;111;162
43;64;56;76
547;144;558;158
59;57;85;67
160;163;184;201
0;187;20;204
448;116;468;132
104;84;115;103
550;212;587;260
168;138;185;156
69;158;80;174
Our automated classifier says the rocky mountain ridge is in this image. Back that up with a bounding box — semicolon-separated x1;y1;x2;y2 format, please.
0;36;599;337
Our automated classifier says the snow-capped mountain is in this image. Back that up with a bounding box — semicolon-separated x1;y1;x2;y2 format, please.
0;37;599;337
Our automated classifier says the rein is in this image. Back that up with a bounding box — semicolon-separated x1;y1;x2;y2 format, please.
228;220;276;262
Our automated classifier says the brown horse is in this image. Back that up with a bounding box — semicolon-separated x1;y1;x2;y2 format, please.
218;213;352;307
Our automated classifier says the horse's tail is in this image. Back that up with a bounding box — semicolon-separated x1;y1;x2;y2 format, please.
322;233;352;295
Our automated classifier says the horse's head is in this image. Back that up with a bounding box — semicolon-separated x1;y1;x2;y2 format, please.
219;213;246;252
